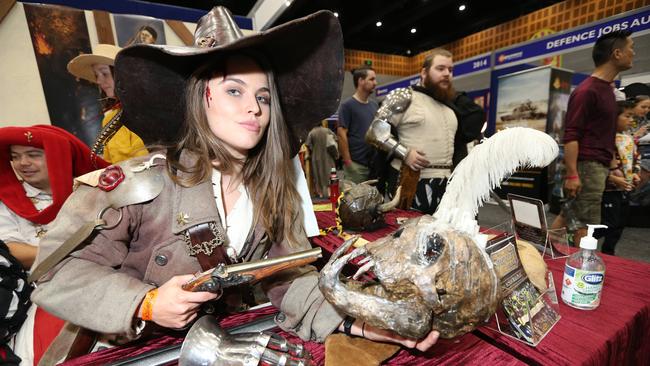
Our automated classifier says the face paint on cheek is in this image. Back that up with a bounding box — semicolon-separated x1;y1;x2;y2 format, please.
205;84;212;108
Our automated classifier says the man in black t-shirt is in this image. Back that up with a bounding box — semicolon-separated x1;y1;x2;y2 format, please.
337;66;378;183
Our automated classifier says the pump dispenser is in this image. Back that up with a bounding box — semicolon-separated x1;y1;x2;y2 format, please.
579;224;606;250
561;224;607;310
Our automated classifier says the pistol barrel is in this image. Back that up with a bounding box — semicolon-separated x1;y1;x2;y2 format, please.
217;247;322;278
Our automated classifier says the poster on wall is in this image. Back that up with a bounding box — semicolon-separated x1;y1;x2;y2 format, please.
547;68;572;144
546;68;572;212
496;67;551;133
493;66;568;203
113;14;166;46
23;4;102;146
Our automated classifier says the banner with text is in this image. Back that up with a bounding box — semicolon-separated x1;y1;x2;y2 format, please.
376;53;492;97
495;8;649;67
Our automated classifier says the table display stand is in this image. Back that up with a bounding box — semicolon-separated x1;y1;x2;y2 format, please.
542;228;570;260
482;221;562;347
506;193;569;260
487;271;562;347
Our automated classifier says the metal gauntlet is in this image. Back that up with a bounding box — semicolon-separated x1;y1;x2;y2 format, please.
180;316;312;366
365;88;412;160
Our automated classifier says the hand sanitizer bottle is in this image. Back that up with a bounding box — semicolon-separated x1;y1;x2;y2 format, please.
561;224;606;310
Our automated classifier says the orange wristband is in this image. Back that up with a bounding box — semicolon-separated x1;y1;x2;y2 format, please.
141;288;158;321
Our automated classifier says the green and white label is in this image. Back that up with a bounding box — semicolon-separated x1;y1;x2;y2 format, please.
561;265;604;307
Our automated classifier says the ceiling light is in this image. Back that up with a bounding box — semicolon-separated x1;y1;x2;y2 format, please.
410;28;417;34
376;21;382;27
333;12;339;17
406;49;412;55
459;4;466;11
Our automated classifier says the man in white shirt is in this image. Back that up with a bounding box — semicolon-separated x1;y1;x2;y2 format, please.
0;145;53;269
0;125;108;365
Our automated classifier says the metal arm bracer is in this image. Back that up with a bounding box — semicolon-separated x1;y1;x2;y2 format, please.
365;88;412;160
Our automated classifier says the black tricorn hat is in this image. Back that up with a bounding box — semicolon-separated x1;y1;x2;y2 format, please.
115;7;343;156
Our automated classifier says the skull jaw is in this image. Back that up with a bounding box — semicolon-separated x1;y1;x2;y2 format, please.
362;296;434;339
319;237;434;339
345;280;493;339
354;282;435;339
432;310;490;339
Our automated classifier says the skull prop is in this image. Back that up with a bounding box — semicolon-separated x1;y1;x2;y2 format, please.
320;215;499;338
319;127;559;339
337;180;401;231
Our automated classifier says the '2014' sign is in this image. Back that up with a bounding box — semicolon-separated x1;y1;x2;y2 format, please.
473;58;489;70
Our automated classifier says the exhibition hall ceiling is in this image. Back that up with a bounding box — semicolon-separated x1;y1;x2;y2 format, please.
148;0;564;55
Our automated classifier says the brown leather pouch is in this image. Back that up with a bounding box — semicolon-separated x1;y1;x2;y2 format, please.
325;333;400;366
397;164;420;209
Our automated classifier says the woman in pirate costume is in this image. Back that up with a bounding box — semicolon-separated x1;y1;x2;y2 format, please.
32;7;438;364
67;44;148;164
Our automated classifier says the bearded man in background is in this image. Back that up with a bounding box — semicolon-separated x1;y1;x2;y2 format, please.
366;48;484;214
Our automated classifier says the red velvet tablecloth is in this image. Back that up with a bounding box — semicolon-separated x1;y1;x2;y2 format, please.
64;209;650;366
313;209;650;366
62;306;525;366
475;254;650;366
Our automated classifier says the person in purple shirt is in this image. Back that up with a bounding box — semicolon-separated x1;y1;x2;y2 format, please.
551;30;635;245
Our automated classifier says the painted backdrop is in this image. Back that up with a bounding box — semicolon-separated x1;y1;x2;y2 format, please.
23;3;102;146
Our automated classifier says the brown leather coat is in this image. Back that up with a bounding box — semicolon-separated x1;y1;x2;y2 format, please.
32;152;344;342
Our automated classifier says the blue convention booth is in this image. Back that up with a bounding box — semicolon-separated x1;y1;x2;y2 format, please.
375;7;650;204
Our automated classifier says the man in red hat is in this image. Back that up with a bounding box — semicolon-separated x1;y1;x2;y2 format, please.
0;125;108;365
0;125;107;268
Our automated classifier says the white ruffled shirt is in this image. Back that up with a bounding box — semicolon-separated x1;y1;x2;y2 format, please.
210;156;319;260
211;168;253;260
4;182;52;366
0;181;52;247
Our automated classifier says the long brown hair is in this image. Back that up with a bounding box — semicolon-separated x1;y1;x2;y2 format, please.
166;53;304;247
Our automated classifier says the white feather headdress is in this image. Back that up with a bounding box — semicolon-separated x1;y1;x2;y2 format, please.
433;127;559;237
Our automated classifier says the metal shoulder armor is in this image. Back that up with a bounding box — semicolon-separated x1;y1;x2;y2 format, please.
28;154;167;283
91;154;166;209
365;88;412;160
